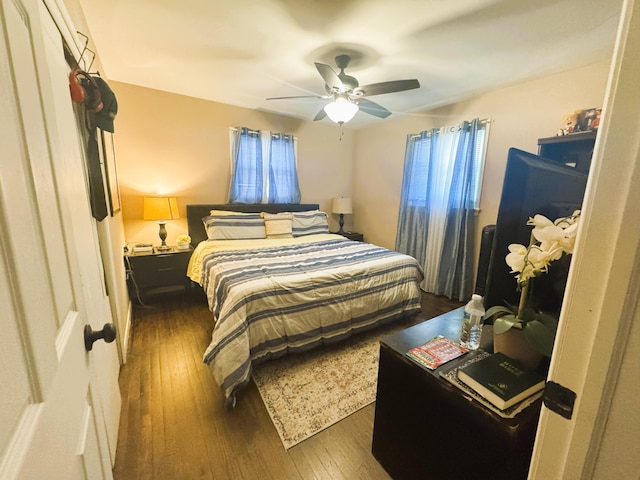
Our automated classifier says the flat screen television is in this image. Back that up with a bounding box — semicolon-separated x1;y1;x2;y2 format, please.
483;148;588;315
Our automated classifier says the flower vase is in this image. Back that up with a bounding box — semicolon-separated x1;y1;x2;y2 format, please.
493;326;542;371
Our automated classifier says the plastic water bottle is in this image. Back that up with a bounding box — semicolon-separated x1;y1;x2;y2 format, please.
460;294;485;350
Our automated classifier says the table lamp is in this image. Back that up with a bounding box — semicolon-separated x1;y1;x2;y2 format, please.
143;196;179;251
332;197;352;234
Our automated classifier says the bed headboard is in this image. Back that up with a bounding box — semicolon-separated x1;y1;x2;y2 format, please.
187;203;320;246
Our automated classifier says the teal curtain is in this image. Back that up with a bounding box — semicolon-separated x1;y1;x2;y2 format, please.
396;119;488;301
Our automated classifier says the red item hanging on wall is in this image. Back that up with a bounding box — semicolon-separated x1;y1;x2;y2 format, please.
69;68;85;103
68;69;102;112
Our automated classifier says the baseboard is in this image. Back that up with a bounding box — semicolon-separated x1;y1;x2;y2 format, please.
121;300;133;364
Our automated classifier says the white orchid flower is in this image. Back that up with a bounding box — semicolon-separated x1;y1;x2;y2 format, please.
555;210;581;228
527;245;556;269
505;211;581;286
534;216;580;254
532;229;564;265
505;244;528;273
506;243;546;283
527;214;554;228
560;222;579;253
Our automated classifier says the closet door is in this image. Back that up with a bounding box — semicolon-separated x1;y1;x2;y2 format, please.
0;0;118;477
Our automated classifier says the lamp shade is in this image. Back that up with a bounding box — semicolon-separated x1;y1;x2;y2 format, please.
324;97;359;124
332;197;353;215
143;196;179;221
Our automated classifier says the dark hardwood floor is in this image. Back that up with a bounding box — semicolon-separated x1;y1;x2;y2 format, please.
113;289;463;480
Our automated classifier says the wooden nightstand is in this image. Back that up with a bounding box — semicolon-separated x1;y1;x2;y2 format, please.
332;231;364;242
124;246;193;303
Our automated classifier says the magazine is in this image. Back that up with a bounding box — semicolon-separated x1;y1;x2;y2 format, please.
405;335;469;370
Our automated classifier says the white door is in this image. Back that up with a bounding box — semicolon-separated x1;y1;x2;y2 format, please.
0;0;119;478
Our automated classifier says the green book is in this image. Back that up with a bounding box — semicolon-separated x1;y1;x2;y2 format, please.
457;352;545;410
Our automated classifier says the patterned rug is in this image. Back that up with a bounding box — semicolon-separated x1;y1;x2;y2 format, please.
252;320;411;449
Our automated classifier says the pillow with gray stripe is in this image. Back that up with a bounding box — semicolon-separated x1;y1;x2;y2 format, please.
203;212;266;240
292;210;330;237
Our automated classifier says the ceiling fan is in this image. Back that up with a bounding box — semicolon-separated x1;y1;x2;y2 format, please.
267;54;420;124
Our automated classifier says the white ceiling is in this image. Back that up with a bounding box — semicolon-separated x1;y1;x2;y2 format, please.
78;0;622;129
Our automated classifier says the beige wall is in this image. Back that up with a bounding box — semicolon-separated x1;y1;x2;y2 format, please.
111;82;355;245
113;60;610;262
353;60;612;257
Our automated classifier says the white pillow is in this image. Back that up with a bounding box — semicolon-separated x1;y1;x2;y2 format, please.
262;212;294;239
210;209;245;216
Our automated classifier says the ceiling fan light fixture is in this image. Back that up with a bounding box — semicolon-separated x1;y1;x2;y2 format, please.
324;97;359;124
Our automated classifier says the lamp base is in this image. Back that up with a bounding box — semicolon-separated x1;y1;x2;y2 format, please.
338;213;345;234
157;221;171;251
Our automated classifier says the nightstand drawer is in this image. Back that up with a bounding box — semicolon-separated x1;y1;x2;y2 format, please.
131;254;185;287
125;247;192;301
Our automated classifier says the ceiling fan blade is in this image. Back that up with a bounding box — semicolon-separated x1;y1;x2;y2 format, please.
354;79;420;97
314;62;344;91
357;98;392;119
313;107;327;121
266;94;328;100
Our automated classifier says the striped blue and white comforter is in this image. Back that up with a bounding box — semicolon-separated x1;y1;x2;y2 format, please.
193;234;424;407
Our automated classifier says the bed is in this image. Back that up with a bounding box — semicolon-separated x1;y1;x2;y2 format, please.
186;203;424;408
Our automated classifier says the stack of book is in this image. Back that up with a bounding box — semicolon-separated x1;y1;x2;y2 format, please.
132;243;153;253
456;352;545;410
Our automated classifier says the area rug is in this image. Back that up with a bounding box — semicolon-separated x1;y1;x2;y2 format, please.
252;321;410;449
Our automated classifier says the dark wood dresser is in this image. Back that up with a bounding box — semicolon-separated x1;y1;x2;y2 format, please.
372;308;542;480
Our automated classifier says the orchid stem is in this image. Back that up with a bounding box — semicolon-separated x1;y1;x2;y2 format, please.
517;232;536;319
518;280;529;319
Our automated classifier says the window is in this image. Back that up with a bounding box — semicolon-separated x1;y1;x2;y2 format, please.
396;118;490;300
405;123;488;209
228;127;301;204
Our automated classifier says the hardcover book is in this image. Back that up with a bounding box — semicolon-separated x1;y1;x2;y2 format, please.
406;335;469;370
457;352;545;410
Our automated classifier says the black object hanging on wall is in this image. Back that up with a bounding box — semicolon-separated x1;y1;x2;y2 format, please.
64;39;111;222
86;129;108;221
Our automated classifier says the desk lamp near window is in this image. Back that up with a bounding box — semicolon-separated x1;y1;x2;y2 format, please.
143;196;179;252
332;197;352;234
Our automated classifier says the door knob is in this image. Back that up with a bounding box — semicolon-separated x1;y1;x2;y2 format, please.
84;323;117;351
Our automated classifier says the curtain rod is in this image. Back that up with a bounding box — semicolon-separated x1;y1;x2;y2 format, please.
230;127;297;140
409;118;492;139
